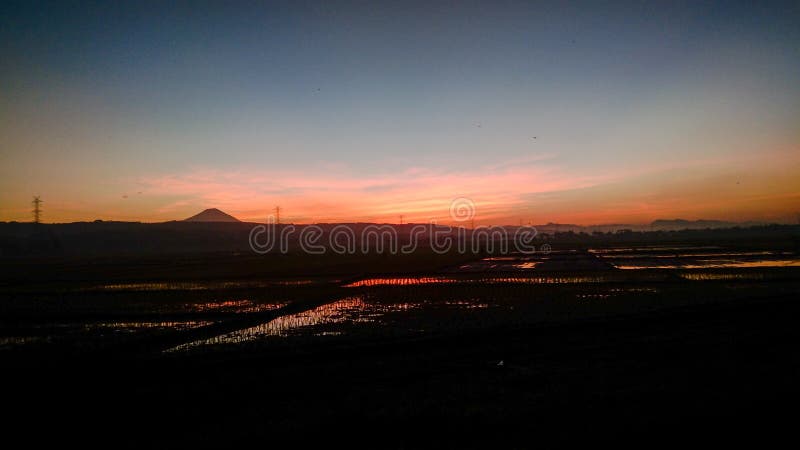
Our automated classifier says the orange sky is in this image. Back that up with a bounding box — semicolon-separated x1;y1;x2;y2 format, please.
3;146;797;225
2;2;799;226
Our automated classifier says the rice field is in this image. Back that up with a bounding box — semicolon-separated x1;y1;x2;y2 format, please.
2;244;799;359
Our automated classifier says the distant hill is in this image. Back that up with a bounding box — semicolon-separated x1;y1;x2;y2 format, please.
184;208;240;223
0;219;795;258
650;219;765;230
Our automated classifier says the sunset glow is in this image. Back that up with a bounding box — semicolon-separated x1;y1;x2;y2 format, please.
1;2;798;225
3;3;800;445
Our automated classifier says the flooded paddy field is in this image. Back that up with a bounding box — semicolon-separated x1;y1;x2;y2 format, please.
2;244;799;358
590;246;800;269
167;278;800;356
0;279;340;356
3;241;800;446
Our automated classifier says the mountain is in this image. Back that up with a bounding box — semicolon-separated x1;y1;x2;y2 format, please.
0;220;794;258
649;219;763;230
183;208;241;223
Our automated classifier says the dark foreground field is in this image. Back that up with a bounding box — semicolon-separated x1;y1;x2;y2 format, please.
2;241;800;447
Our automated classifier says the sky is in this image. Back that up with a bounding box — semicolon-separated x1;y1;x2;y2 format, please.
1;0;799;225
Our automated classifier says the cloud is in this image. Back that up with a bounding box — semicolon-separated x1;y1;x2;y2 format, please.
139;157;621;223
136;145;800;224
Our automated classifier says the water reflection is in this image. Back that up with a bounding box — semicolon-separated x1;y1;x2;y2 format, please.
454;256;546;272
168;295;496;351
589;246;721;254
1;320;214;350
345;274;630;287
443;300;490;309
29;320;214;332
614;259;800;269
170;297;389;350
576;287;659;301
190;300;286;313
576;294;611;300
591;246;800;269
83;320;213;331
678;273;766;281
89;279;325;292
714;259;800;268
608;251;788;259
0;336;50;348
344;277;461;287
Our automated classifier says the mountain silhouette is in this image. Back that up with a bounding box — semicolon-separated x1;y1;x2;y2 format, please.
183;208;240;223
649;219;764;230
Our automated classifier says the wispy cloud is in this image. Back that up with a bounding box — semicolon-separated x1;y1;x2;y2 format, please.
130;145;800;224
139;157;622;223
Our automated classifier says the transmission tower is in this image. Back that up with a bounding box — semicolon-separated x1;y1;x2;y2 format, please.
32;196;42;224
275;206;281;224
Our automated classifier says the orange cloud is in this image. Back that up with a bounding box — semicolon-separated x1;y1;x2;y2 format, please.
139;157;621;224
132;144;800;225
133;145;800;225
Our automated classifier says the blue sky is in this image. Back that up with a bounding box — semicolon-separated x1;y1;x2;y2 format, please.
2;1;799;223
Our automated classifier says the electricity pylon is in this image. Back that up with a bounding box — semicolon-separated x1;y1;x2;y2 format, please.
32;196;42;224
